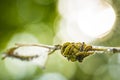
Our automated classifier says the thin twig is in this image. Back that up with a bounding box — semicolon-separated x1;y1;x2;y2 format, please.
92;46;120;53
15;43;56;49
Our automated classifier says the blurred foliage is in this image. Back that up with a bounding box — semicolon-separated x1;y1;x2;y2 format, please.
0;0;59;51
0;0;120;80
0;0;60;80
92;0;120;47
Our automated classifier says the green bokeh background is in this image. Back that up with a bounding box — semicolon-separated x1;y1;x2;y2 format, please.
0;0;120;80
